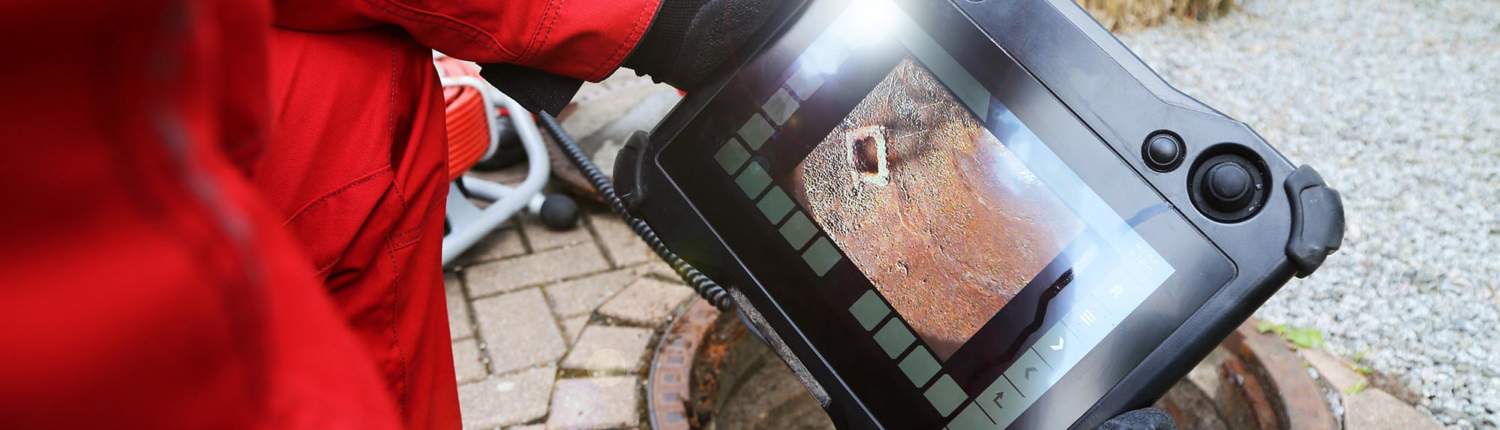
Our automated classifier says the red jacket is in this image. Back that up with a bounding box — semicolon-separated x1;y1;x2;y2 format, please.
274;0;657;81
0;0;657;428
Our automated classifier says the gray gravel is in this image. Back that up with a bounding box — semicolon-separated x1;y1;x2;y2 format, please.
1115;0;1499;427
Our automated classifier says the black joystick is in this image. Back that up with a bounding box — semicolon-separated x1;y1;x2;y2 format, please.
1204;161;1253;211
1189;148;1268;223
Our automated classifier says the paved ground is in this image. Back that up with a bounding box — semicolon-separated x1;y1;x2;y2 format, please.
1116;0;1499;427
444;170;697;429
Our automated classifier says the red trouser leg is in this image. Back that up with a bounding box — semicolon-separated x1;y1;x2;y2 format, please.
253;1;666;428
255;28;459;430
0;1;403;428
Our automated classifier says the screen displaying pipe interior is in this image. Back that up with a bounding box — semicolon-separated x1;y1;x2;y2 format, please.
787;58;1085;360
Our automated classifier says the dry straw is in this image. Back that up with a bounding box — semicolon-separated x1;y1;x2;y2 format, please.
1076;0;1236;31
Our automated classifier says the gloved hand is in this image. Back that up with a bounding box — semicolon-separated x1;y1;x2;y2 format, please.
483;0;782;114
1098;408;1177;430
620;0;779;88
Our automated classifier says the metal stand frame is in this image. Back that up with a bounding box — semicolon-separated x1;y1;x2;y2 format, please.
439;75;551;266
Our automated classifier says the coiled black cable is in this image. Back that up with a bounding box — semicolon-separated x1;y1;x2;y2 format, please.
537;112;734;310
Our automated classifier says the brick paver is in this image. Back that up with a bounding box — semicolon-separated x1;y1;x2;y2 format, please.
1345;389;1443;430
561;316;588;345
458;224;527;265
590;213;655;267
452;339;487;384
1301;349;1442;430
634;260;679;281
466;245;610;296
446;273;473;340
473;289;567;373
544;269;635;317
521;214;595;252
598;278;695;326
546;377;641;430
442;76;696;429
458;366;556;429
448;202;697;429
561;325;653;372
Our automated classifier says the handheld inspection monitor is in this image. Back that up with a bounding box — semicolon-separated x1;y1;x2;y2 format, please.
612;0;1346;428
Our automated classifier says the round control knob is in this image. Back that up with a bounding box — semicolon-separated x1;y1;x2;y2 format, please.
1142;133;1184;172
1204;161;1252;210
1188;148;1268;223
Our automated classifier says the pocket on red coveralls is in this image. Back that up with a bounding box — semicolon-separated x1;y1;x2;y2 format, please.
257;26;458;430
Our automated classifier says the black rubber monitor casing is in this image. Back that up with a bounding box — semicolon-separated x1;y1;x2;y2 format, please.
613;0;1345;428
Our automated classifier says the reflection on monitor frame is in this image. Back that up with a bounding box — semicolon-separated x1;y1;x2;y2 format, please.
633;0;1336;427
784;57;1085;360
718;4;1181;424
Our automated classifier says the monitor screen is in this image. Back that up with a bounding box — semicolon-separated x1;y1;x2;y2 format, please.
788;57;1085;360
722;0;1179;421
747;0;1180;373
655;0;1234;426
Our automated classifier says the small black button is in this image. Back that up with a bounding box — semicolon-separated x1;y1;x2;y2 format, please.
1143;133;1184;172
1205;161;1252;210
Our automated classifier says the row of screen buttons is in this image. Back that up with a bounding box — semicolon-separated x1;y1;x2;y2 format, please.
792;17;986;418
946;266;1158;429
711;88;843;277
717;13;978;422
946;317;1095;429
848;290;974;418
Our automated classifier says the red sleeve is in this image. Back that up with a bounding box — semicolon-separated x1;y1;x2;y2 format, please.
273;0;661;81
0;0;403;428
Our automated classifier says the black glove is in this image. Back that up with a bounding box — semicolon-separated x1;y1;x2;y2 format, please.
479;63;585;116
621;0;778;88
1097;408;1176;430
483;0;781;114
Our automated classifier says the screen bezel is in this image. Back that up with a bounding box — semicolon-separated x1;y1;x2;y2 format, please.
654;0;1237;427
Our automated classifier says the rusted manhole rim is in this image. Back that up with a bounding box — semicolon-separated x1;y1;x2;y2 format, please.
648;302;1338;430
1214;319;1341;429
647;299;720;430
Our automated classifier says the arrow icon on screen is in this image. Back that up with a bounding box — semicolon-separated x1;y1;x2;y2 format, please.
1024;367;1038;381
1050;337;1065;351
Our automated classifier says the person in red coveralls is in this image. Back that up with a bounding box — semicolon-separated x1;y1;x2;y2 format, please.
253;0;779;428
0;0;775;428
0;0;1176;428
